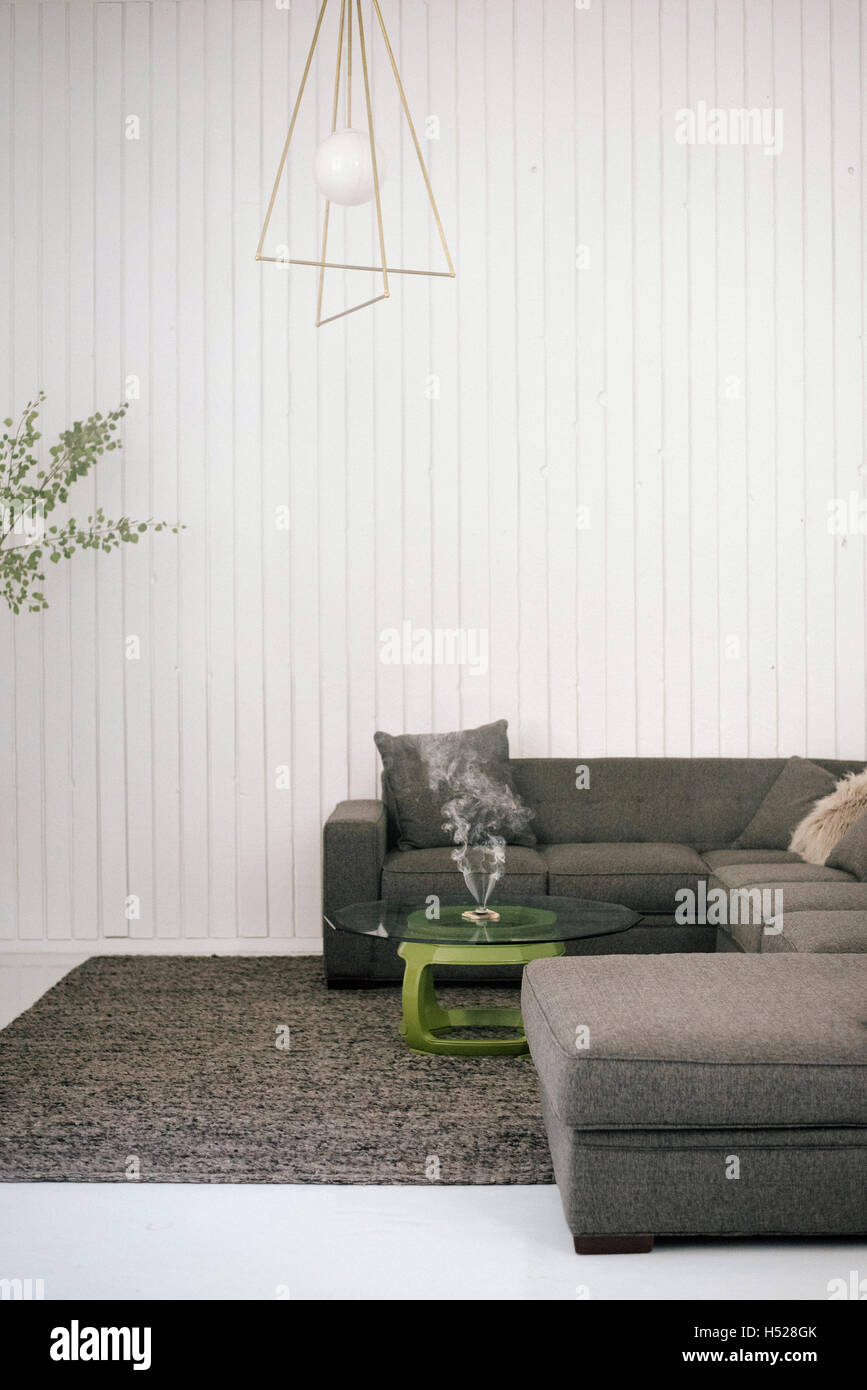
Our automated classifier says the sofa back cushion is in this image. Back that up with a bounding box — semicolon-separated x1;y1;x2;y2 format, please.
826;809;867;880
732;756;838;851
509;758;863;848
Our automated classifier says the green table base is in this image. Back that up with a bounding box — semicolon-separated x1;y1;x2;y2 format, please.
396;939;565;1057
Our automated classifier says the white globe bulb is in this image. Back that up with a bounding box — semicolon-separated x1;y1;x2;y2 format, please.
313;127;387;207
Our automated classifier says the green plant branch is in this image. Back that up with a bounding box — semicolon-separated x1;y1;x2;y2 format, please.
0;394;182;614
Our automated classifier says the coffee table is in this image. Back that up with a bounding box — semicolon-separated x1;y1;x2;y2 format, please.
325;895;640;1057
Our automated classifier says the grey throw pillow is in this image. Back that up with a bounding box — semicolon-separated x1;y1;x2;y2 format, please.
732;756;837;850
826;810;867;880
374;719;535;852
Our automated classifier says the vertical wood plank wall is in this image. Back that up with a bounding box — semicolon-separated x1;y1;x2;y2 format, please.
0;0;864;948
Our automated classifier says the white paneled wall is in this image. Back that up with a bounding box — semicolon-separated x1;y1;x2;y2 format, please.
0;0;865;948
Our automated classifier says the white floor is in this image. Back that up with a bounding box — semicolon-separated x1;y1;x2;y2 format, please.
0;954;79;1031
1;956;864;1302
1;1184;863;1301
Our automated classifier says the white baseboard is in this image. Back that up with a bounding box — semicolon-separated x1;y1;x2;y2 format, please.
0;937;324;958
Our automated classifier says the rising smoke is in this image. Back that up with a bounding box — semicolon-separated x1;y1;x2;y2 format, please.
418;733;534;871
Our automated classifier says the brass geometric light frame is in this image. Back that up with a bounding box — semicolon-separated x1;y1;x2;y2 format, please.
255;0;456;326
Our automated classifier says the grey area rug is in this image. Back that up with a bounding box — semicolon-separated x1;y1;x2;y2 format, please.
0;956;554;1185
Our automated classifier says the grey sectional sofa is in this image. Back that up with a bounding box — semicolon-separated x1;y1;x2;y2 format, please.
324;752;867;1250
323;756;867;984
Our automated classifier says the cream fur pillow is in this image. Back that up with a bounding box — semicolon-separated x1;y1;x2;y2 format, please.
789;769;867;863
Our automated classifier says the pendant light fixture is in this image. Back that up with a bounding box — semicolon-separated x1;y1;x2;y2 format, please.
255;0;455;326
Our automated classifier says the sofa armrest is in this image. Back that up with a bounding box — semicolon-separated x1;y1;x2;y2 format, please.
323;800;388;913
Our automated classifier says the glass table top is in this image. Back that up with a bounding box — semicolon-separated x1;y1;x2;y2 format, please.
325;895;641;946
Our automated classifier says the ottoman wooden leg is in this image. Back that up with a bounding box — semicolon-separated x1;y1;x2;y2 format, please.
574;1235;655;1255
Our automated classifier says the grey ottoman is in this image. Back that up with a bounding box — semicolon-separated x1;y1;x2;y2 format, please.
522;953;867;1253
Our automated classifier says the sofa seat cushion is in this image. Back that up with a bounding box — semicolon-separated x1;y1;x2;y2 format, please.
381;845;547;899
521;954;867;1130
542;842;706;913
763;911;867;954
708;862;854;889
707;872;867;952
752;881;867;910
701;849;805;869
